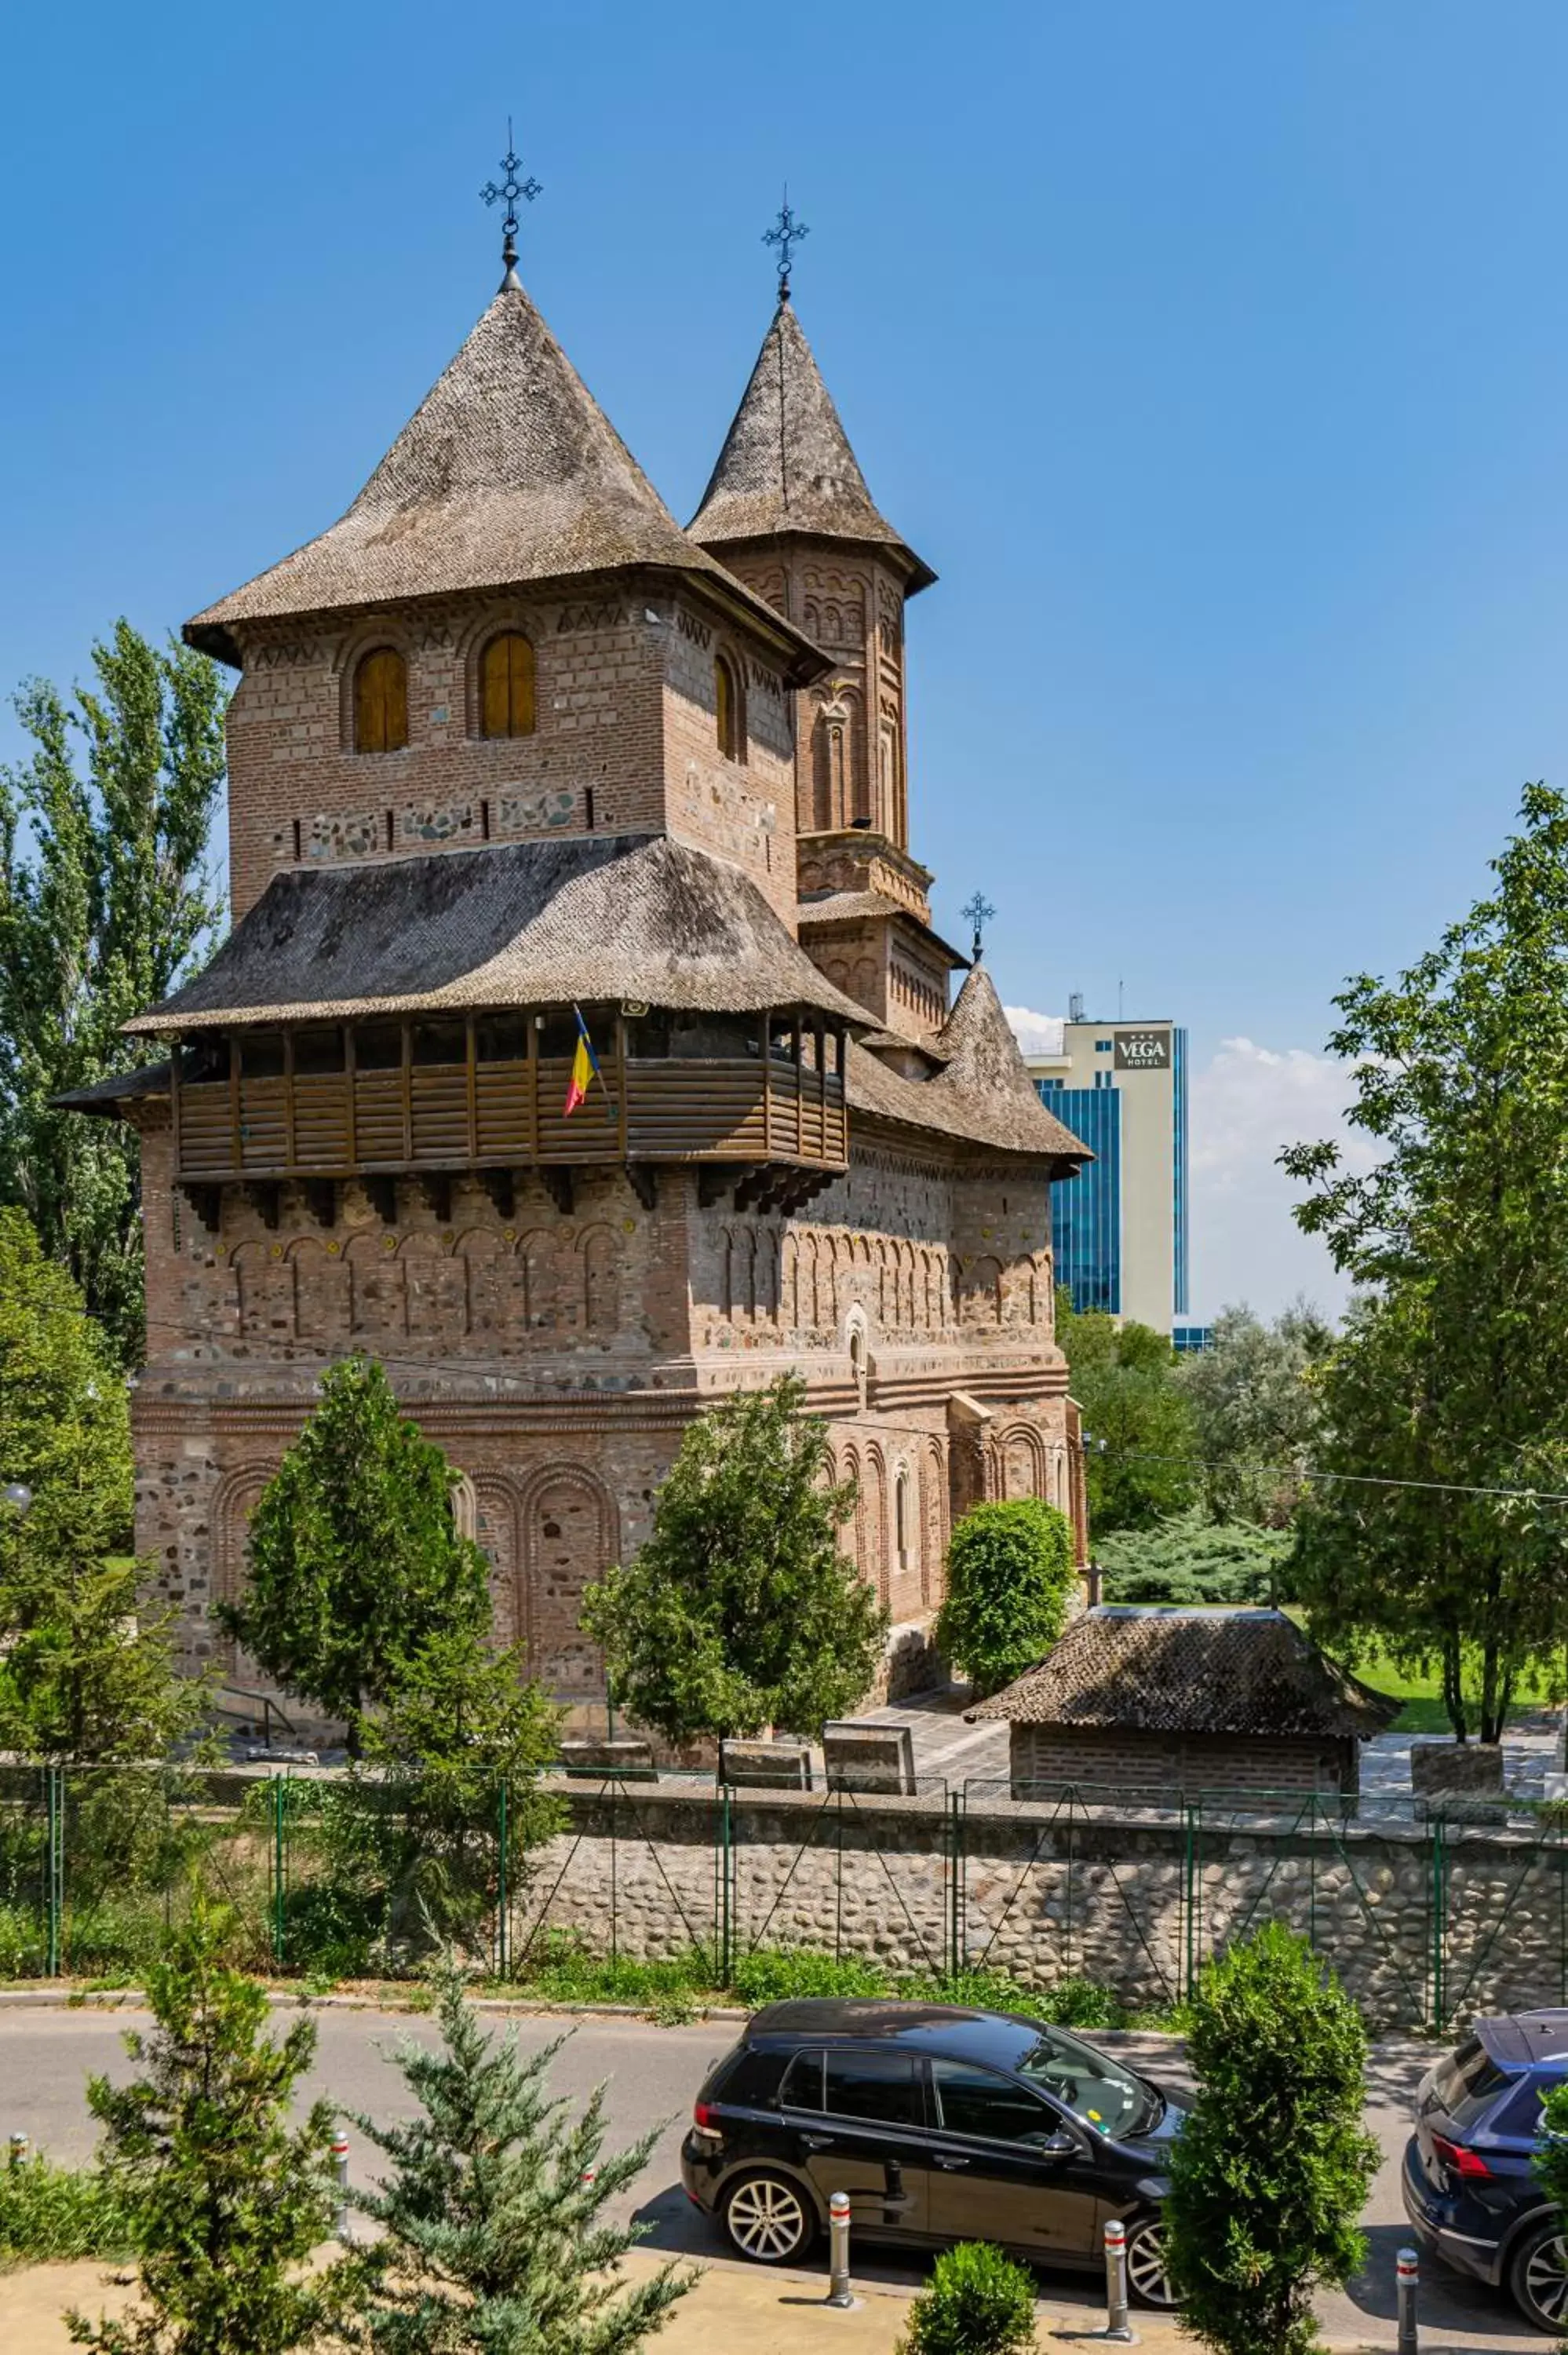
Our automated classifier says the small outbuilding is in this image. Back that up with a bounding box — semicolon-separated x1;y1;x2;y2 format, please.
968;1605;1398;1800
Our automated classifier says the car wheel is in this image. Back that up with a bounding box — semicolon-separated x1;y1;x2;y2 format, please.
723;2171;815;2265
1125;2214;1180;2309
1508;2218;1568;2331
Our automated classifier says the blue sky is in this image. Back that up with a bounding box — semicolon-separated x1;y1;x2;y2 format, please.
5;0;1566;1317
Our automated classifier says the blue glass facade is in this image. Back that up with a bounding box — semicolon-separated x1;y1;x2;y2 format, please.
1037;1024;1191;1328
1037;1083;1122;1314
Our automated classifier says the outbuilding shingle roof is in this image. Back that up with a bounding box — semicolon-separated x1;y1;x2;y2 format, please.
687;298;935;590
968;1608;1399;1739
126;834;870;1033
185;284;825;673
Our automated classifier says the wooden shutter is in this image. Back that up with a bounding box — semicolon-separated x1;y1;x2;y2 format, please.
481;633;536;738
356;649;407;754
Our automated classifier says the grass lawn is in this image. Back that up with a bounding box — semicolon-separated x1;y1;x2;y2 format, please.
1284;1610;1550;1734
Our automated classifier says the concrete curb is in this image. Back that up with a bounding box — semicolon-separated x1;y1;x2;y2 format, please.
0;1983;753;2023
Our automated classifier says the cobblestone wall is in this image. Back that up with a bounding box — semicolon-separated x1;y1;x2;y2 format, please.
514;1781;1568;2032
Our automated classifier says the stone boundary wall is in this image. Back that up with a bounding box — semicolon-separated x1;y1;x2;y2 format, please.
517;1780;1568;2033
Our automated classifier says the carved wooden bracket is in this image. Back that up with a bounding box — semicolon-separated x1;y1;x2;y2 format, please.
625;1163;657;1212
419;1174;453;1224
365;1175;399;1225
303;1180;337;1229
480;1168;516;1221
541;1167;574;1215
242;1181;281;1232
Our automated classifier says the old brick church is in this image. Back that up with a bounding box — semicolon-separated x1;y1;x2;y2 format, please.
71;224;1089;1721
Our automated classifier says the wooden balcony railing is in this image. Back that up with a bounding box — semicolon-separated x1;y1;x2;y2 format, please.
172;1015;848;1185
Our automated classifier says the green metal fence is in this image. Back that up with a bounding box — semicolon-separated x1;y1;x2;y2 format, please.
4;1764;1566;2035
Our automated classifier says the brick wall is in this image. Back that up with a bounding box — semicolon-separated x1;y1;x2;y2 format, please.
1009;1724;1359;1798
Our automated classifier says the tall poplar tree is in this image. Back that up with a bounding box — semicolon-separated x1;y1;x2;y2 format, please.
0;622;226;1364
1282;783;1568;1739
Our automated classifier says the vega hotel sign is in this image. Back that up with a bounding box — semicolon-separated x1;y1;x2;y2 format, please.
1114;1028;1172;1072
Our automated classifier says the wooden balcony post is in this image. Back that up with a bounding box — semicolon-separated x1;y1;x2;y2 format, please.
283;1030;297;1172
170;1045;183;1176
527;1013;539;1166
615;1016;629;1159
761;1012;771;1158
399;1024;413;1163
465;1016;478;1162
227;1035;241;1172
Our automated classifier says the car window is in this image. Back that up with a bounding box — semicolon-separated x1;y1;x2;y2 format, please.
822;2051;921;2128
779;2051;823;2112
1014;2025;1153;2138
1431;2039;1513;2134
715;2046;788;2109
1493;2073;1553;2141
931;2059;1065;2146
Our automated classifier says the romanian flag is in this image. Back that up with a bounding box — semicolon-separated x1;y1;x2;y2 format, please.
563;1006;603;1117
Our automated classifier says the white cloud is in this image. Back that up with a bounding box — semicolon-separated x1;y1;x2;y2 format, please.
1002;1002;1064;1056
1190;1039;1372;1321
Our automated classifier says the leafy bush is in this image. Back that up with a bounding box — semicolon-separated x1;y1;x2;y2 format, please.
1098;1510;1292;1607
935;1499;1077;1698
896;2241;1037;2355
0;2149;135;2262
1164;1921;1379;2354
729;1947;891;2006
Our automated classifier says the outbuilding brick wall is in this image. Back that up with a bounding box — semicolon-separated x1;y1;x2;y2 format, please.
1008;1723;1360;1799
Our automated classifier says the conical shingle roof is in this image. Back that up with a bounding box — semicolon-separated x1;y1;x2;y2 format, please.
927;963;1090;1158
187;284;821;668
687;299;935;590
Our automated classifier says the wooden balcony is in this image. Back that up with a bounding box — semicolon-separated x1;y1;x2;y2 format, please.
170;1012;848;1190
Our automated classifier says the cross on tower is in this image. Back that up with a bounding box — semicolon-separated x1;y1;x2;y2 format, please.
481;121;542;291
962;893;996;962
763;187;809;301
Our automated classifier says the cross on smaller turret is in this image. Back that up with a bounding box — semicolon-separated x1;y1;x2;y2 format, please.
482;121;542;291
962;893;996;962
763;188;809;301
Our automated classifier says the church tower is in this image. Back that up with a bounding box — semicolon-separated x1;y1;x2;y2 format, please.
689;250;964;1050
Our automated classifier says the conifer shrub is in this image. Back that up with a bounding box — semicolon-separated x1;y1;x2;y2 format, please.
348;1959;696;2353
935;1499;1076;1698
896;2241;1038;2355
0;2147;133;2263
1163;1921;1379;2355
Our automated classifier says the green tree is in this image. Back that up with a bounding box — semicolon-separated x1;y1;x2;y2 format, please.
896;2241;1037;2355
1178;1301;1333;1525
582;1375;886;1743
223;1356;490;1752
0;1207;202;1759
68;1889;359;2355
1096;1509;1293;1607
0;624;226;1364
1163;1922;1379;2355
343;1627;564;1948
1282;783;1568;1740
1056;1297;1198;1532
348;1960;695;2354
935;1499;1077;1698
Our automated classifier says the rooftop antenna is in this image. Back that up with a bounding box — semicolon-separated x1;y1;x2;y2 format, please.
1118;976;1125;1019
1068;991;1085;1024
961;893;995;963
481;119;542;292
763;184;810;303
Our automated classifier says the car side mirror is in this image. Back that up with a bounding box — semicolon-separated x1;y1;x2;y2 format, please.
1034;2130;1078;2160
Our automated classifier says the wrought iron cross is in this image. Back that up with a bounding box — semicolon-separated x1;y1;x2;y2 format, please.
962;892;996;962
763;187;809;300
482;121;542;289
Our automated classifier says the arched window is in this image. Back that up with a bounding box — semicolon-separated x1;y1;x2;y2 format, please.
354;648;408;754
715;653;745;762
894;1469;910;1566
480;631;536;739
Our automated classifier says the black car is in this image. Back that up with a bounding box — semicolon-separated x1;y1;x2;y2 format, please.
680;1999;1186;2306
1402;2009;1568;2331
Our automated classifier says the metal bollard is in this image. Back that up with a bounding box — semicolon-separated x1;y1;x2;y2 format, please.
1396;2245;1420;2355
7;2133;27;2169
825;2189;854;2308
1100;2218;1138;2344
331;2133;351;2242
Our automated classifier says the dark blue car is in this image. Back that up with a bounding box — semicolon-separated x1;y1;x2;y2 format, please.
1402;2009;1568;2331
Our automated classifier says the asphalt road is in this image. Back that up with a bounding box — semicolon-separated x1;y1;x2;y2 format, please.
0;2005;1544;2350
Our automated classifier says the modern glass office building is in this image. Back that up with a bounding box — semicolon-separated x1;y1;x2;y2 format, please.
1030;1020;1191;1333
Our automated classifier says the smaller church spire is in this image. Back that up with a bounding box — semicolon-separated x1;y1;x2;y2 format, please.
961;893;995;964
480;121;542;293
762;186;809;304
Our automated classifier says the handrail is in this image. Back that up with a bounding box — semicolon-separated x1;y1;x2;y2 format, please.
212;1684;298;1749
